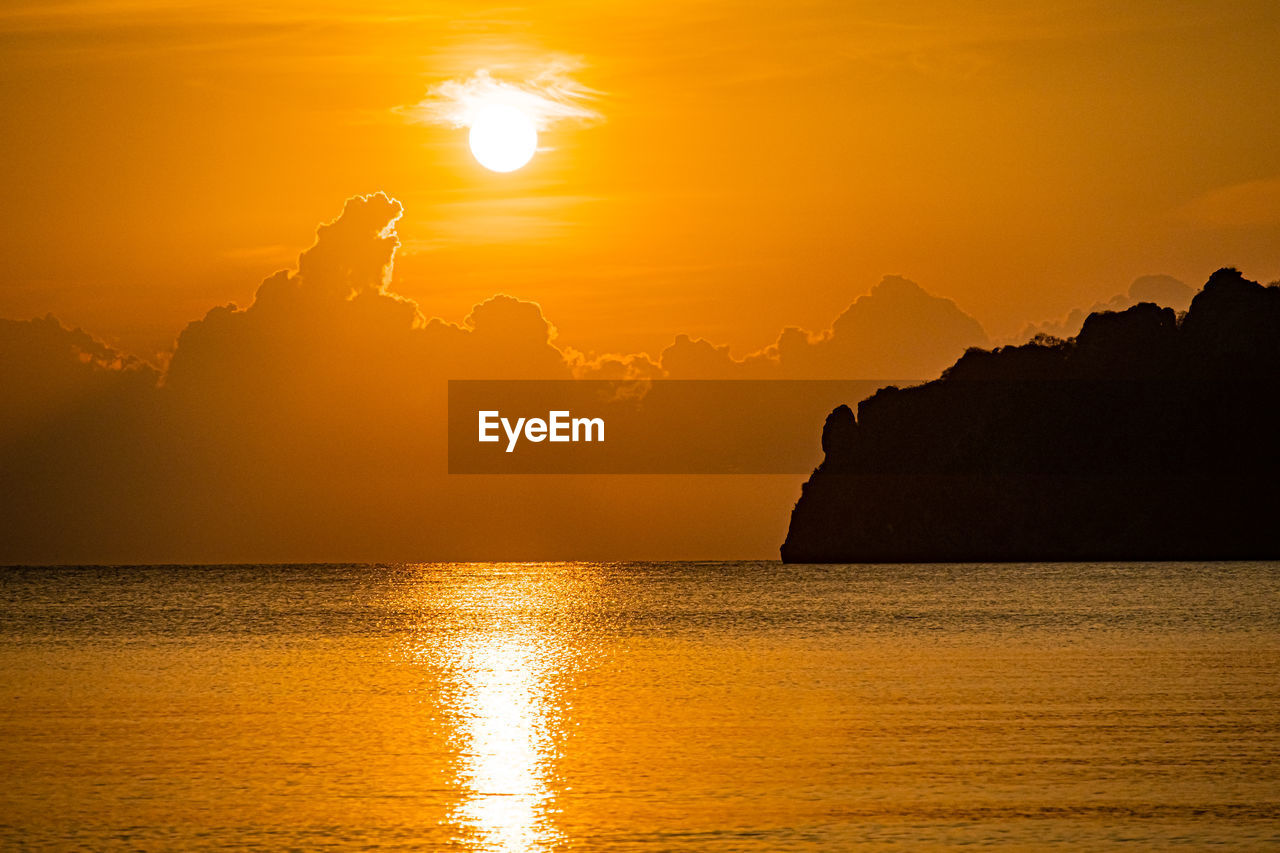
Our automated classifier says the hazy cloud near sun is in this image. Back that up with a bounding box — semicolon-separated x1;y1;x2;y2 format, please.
1175;176;1280;229
397;61;602;130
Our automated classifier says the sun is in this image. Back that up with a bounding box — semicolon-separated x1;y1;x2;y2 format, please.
468;103;538;173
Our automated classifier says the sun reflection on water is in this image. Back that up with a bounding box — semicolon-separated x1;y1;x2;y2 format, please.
396;564;595;853
447;630;564;852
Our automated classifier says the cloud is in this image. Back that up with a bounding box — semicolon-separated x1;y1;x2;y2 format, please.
775;275;989;379
1176;176;1280;228
567;350;663;381
165;192;571;399
0;194;991;564
643;275;988;382
1015;274;1193;344
398;61;601;131
0;313;156;450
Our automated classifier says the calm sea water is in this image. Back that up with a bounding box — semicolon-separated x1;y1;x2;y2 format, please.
1;562;1278;851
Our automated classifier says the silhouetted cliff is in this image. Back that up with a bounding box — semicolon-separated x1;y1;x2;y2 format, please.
781;268;1280;562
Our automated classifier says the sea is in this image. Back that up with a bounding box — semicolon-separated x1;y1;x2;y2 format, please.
1;562;1278;851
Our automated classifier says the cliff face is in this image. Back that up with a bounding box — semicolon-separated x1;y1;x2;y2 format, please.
781;269;1280;563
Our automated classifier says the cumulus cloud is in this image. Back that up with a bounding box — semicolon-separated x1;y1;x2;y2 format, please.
2;193;587;563
166;193;569;396
398;61;601;131
0;194;992;564
1015;274;1193;344
634;275;988;382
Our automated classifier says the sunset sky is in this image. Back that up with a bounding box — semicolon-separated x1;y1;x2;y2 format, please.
3;1;1280;563
4;9;1279;852
3;0;1279;363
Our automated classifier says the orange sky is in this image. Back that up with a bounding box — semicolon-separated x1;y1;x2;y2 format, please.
2;0;1279;362
3;3;1280;563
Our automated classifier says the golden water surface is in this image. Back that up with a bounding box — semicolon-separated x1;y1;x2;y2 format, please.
1;562;1278;850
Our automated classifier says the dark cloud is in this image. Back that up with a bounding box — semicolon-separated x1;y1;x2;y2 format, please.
0;314;156;448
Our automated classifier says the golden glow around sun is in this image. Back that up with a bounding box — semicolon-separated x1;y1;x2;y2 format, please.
468;103;538;172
